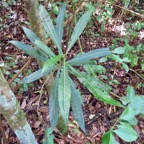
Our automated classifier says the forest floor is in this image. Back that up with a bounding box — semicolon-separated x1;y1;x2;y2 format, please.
0;1;144;144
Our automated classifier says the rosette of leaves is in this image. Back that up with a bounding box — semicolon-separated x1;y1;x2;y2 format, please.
10;3;123;134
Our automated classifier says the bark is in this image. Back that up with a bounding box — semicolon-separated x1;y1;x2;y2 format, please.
23;0;54;94
0;69;37;144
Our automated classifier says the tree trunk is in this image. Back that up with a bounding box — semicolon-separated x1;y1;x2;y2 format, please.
23;0;54;93
0;69;37;144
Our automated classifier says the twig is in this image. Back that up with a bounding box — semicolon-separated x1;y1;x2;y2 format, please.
13;60;32;92
129;68;144;80
9;57;32;85
114;4;144;19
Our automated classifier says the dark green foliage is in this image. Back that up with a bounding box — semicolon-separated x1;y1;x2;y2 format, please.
10;2;123;138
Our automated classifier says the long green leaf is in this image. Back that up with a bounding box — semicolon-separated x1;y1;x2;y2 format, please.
56;2;66;45
66;9;93;53
67;48;111;66
58;61;71;123
21;66;56;84
49;70;60;129
70;79;87;134
35;40;55;57
80;73;111;93
39;5;62;54
10;41;46;62
68;65;123;107
42;55;63;72
23;27;55;57
22;27;40;44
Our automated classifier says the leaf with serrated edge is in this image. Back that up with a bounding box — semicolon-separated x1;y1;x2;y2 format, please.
114;122;138;142
10;41;46;62
49;70;60;129
56;2;66;45
102;131;118;144
42;55;63;72
66;9;93;53
67;48;111;66
58;62;71;123
68;65;123;107
22;27;40;44
21;66;56;84
70;79;87;134
39;5;62;54
35;40;55;57
22;27;55;57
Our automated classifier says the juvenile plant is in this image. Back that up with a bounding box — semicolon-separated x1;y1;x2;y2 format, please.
102;86;143;144
10;3;123;135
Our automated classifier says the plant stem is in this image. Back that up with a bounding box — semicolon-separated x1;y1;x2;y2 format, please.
9;57;32;85
130;68;144;80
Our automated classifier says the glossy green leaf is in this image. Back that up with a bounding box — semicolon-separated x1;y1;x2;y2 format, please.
99;57;108;63
56;2;66;45
84;63;106;75
67;48;111;66
35;40;55;57
43;128;54;144
128;117;138;125
49;70;60;129
69;65;123;107
70;79;87;134
85;3;95;11
122;57;131;63
102;131;118;144
129;96;144;115
39;5;62;54
122;63;129;72
68;60;89;66
66;9;93;53
122;86;144;115
78;71;111;93
114;122;138;142
110;54;122;63
126;86;135;99
129;54;138;67
120;107;136;121
42;55;63;72
120;107;138;125
113;47;125;54
10;41;46;62
58;61;71;123
21;66;56;84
